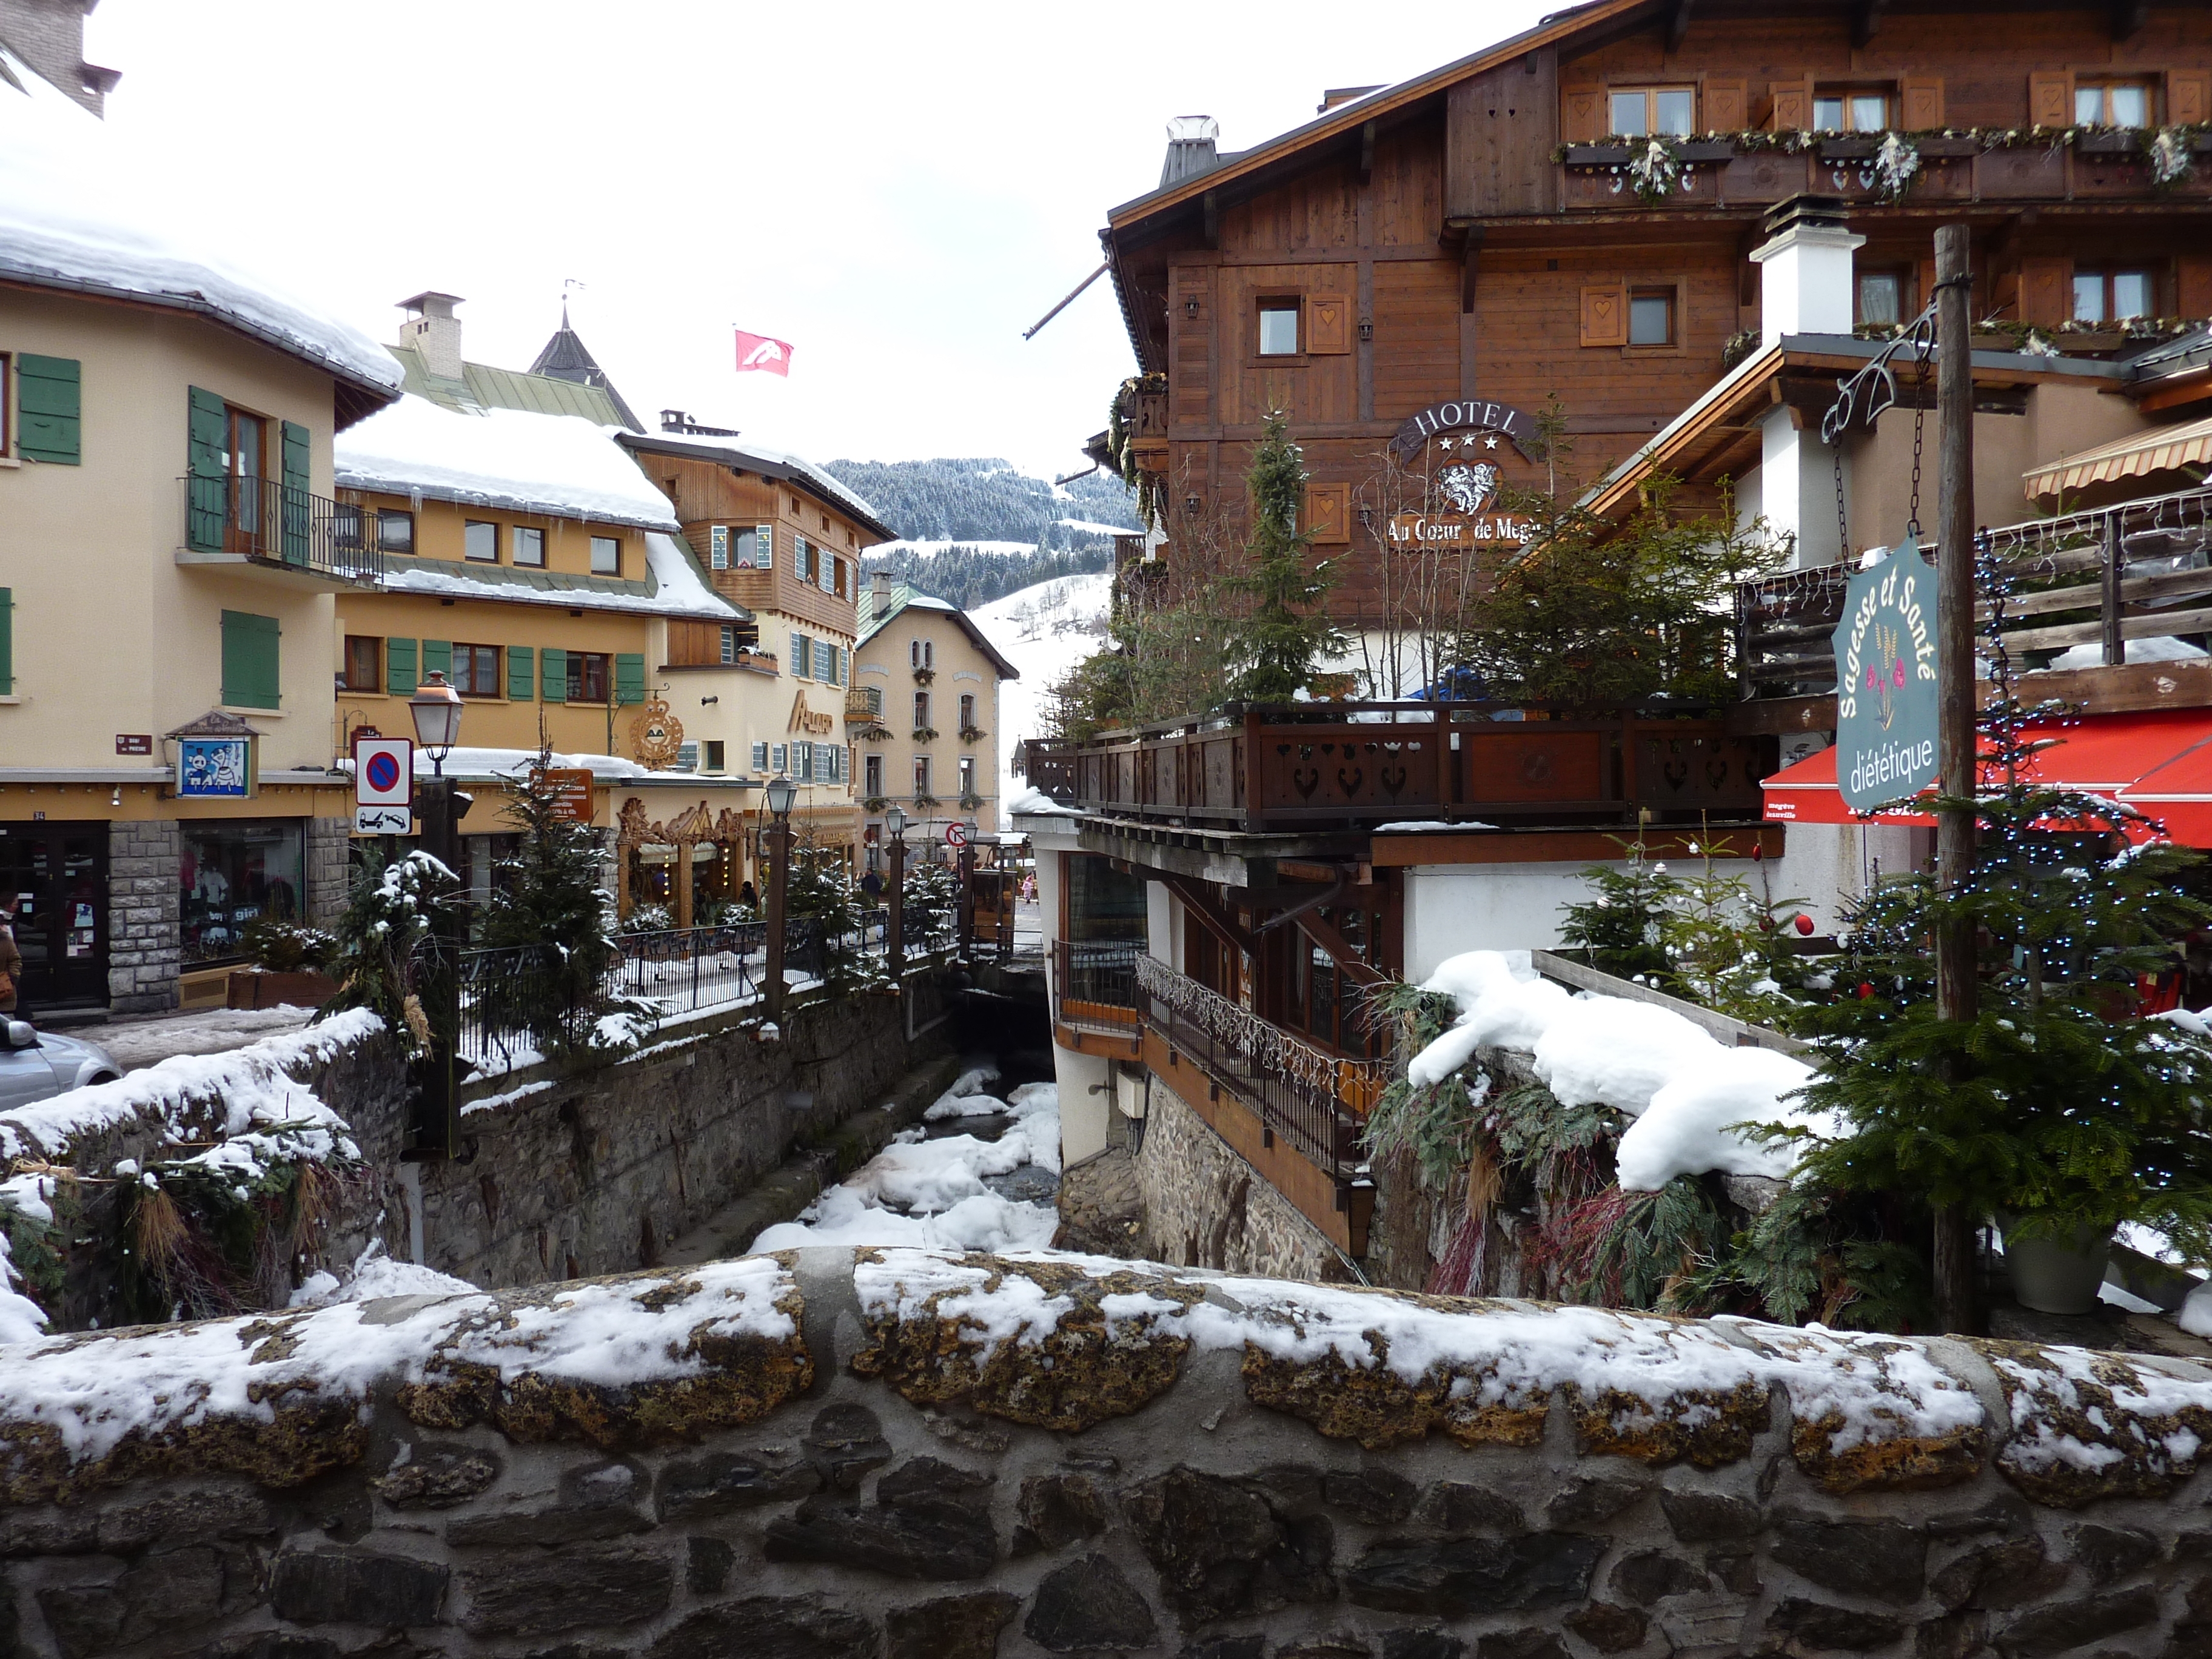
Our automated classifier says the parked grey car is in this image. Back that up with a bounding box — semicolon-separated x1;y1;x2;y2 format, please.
0;1020;122;1111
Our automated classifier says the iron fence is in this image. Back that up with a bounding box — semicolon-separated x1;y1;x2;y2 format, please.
1134;953;1383;1183
179;475;384;584
1051;938;1142;1034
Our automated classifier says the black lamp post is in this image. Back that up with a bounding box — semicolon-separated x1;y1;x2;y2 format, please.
406;671;466;1159
957;816;979;959
762;774;797;1027
885;802;907;984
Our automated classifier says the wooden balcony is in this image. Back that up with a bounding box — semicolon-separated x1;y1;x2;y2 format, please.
1737;484;2212;711
1024;703;1772;832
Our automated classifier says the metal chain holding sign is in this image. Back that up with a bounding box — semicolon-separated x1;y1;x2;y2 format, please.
1823;300;1940;559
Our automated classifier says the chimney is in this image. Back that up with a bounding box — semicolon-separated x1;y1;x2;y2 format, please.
396;292;466;380
1749;196;1863;349
1318;85;1384;115
870;569;893;600
1159;115;1220;189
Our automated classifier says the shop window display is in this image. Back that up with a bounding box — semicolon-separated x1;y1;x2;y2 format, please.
181;821;304;965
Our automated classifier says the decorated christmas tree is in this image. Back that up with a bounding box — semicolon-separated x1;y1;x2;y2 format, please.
1224;410;1344;703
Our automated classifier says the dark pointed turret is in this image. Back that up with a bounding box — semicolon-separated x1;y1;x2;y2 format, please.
531;301;644;432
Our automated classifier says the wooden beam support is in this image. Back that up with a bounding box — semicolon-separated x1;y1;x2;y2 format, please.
1159;872;1258;960
2110;0;2148;41
1358;119;1376;187
1291;908;1390;993
1851;0;1885;48
1666;0;1693;52
1461;224;1484;315
1202;190;1219;252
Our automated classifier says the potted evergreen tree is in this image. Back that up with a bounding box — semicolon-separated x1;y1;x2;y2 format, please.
1223;410;1346;703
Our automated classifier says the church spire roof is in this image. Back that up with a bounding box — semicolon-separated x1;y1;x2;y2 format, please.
530;301;643;431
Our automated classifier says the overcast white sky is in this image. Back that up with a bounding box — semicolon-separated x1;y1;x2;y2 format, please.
88;1;1552;478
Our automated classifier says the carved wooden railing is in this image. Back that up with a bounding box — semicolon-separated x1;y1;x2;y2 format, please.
1025;703;1771;831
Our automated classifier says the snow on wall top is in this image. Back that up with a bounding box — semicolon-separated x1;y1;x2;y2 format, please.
5;1245;2200;1512
0;49;401;395
374;531;739;621
335;397;681;530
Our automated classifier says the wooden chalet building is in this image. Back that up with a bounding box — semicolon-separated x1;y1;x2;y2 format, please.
1103;0;2212;671
1030;0;2212;1285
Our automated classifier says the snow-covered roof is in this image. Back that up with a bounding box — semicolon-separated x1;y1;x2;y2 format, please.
857;580;1019;677
375;531;742;621
0;47;401;402
620;430;896;541
335;397;680;531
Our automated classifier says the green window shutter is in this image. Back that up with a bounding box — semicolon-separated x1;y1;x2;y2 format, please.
421;639;452;682
220;609;280;709
186;386;227;551
542;646;568;703
0;588;13;696
615;652;645;705
508;645;534;701
280;420;311;564
15;355;79;464
387;637;418;695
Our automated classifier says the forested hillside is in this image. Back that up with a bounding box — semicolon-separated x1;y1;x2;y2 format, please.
823;456;1137;546
862;542;1113;613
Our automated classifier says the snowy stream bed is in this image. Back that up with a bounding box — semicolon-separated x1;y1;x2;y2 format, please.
750;1062;1064;1255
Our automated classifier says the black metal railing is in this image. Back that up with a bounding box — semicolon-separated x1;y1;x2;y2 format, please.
179;475;384;583
1135;954;1384;1184
1051;938;1142;1033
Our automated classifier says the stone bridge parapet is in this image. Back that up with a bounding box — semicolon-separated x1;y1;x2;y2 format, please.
2;1248;2211;1656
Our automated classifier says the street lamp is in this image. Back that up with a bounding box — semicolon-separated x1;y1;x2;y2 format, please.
403;670;466;1160
762;775;797;1027
957;816;979;959
885;802;908;985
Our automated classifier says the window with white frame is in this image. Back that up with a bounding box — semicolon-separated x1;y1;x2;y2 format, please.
913;690;930;729
791;631;811;678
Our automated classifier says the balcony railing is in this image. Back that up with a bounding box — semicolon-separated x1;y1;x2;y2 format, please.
1051;937;1142;1037
1737;483;2212;699
1025;702;1771;831
179;476;385;585
1136;953;1384;1184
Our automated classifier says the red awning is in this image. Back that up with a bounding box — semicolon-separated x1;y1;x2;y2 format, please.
1762;709;2212;842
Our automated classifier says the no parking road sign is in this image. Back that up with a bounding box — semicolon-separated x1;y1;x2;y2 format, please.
943;822;968;848
353;736;414;835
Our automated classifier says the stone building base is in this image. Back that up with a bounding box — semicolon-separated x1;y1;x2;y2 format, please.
106;818;180;1016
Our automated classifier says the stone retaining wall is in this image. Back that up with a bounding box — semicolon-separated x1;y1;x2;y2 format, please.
5;1248;2212;1658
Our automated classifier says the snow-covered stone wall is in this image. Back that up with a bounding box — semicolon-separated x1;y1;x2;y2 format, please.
2;1247;2210;1658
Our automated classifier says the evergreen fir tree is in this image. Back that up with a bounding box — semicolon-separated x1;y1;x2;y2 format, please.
1224;411;1346;703
1559;837;1681;982
900;859;962;952
1777;544;2212;1267
324;851;455;1056
781;830;884;996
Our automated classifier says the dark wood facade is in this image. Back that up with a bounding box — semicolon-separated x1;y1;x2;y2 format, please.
1104;0;2212;620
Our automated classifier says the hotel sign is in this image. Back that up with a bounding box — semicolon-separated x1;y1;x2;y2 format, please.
1832;535;1940;812
1388;398;1538;463
1387;512;1533;549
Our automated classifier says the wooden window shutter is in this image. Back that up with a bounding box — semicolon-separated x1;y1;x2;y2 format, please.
1580;284;1628;347
1305;293;1352;355
615;653;646;705
508;645;535;701
1768;78;1813;132
280;420;310;565
15;355;79;464
2019;256;2071;326
2180;256;2212;321
0;588;12;695
386;637;417;696
1900;76;1944;130
1560;87;1601;143
2171;70;2211;127
1703;78;1748;133
220;609;280;709
541;646;568;703
1302;483;1350;545
186;386;227;551
421;639;452;683
2028;72;2072;130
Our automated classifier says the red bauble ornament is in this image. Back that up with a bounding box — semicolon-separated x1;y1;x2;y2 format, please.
1857;982;1875;1000
1794;913;1815;936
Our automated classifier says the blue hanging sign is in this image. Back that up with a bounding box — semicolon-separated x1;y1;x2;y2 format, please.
177;737;252;799
1831;535;1940;812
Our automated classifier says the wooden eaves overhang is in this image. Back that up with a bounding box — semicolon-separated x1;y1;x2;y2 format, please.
1580;333;2133;524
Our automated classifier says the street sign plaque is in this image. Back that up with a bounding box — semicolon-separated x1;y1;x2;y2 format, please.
532;768;595;823
1831;535;1941;813
354;736;414;808
354;805;413;836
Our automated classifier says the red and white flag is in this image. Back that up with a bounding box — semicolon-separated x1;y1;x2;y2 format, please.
734;330;793;375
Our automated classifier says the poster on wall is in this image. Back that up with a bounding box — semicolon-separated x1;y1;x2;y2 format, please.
176;737;252;799
1831;535;1940;813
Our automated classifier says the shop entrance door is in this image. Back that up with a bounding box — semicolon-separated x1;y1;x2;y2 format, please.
0;823;110;1012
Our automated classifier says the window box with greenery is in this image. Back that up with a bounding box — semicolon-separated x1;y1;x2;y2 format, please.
959;792;984;813
911;726;939;742
911;794;940;812
959;725;986;744
912;667;935;685
863;796;888;814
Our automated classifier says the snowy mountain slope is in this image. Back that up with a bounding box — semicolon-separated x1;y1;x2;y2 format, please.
971;572;1112;805
822;457;1136;546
